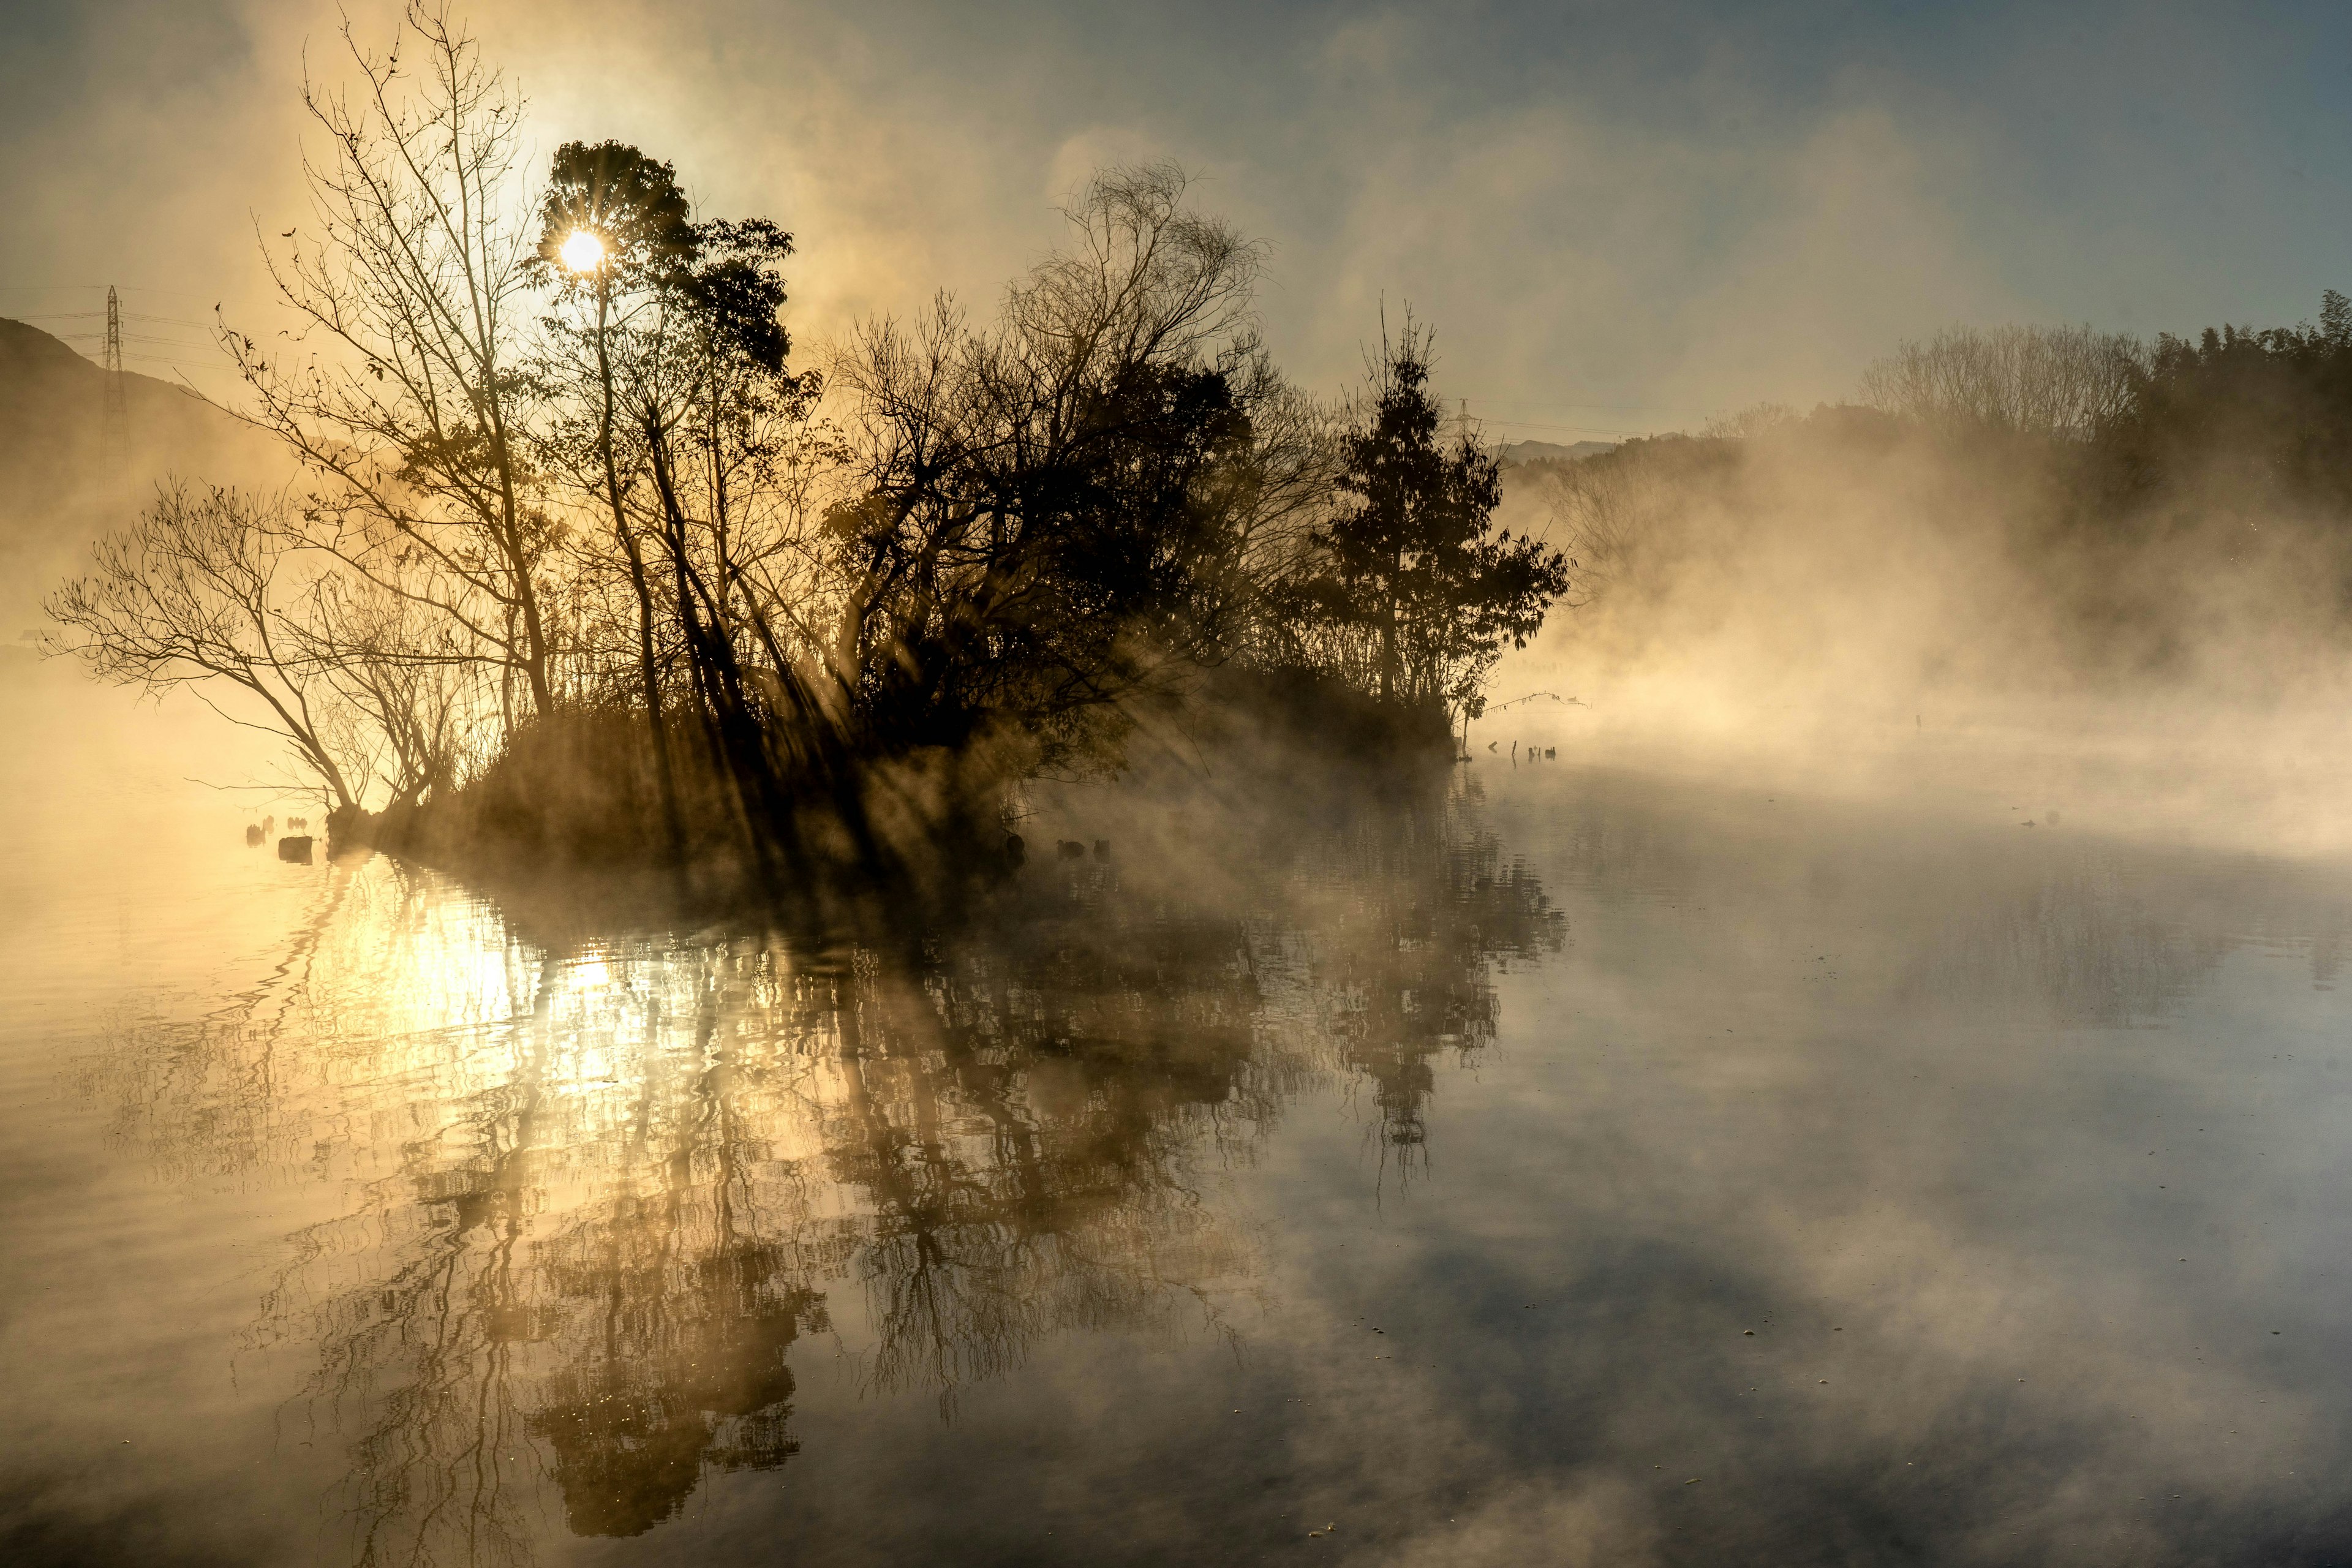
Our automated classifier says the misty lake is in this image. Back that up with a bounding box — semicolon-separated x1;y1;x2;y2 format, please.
6;658;2351;1568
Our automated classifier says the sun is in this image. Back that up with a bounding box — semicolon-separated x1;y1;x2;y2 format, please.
558;228;606;273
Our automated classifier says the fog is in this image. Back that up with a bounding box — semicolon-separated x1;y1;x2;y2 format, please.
1464;384;2352;862
11;5;2352;1567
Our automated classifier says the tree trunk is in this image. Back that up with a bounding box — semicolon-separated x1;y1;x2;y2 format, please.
595;287;685;865
1379;543;1401;704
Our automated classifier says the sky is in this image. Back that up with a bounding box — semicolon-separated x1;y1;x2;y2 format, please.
4;0;2350;443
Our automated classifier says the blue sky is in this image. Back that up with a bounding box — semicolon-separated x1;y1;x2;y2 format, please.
6;0;2349;440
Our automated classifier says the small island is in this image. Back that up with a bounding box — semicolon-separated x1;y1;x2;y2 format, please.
44;31;1566;924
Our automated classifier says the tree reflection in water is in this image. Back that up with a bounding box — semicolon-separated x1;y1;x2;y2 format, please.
78;777;1562;1564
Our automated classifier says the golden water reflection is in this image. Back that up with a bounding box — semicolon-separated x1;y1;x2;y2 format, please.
80;781;1564;1561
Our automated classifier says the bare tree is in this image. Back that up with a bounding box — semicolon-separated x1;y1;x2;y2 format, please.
221;2;557;731
299;571;488;813
1860;324;2147;441
825;164;1325;772
46;484;365;810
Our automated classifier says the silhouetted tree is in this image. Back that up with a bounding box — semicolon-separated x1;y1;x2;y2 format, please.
827;165;1325;779
2106;293;2352;517
1305;319;1569;724
51;0;1560;891
529;139;704;861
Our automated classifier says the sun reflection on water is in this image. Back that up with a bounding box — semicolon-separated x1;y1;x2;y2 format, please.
73;782;1561;1560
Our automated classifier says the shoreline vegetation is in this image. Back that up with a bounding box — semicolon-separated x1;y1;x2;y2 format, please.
337;665;1464;932
41;7;1563;931
41;7;2352;935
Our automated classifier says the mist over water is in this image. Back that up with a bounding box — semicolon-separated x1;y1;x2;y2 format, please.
7;646;2352;1567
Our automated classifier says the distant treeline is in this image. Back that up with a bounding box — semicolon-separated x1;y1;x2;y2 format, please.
1531;298;2352;691
43;10;1564;900
1856;301;2352;524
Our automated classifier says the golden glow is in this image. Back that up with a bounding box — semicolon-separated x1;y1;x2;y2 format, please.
558;228;606;273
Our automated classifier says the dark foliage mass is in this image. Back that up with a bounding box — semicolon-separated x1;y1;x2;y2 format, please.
2103;290;2352;524
40;12;1561;916
1813;296;2352;558
1294;318;1568;721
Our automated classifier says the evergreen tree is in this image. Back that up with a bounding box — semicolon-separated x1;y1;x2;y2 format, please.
1311;322;1569;721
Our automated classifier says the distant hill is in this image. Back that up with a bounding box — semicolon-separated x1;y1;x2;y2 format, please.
1494;439;1617;466
0;318;283;635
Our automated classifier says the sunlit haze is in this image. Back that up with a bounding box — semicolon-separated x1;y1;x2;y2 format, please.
8;4;2352;1567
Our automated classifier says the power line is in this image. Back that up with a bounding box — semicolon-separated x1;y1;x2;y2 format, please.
12;310;214;330
82;353;208;368
43;322;213;337
18;332;214;350
0;282;211;299
79;343;210;356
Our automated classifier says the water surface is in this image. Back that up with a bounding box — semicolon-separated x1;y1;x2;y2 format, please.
6;664;2351;1566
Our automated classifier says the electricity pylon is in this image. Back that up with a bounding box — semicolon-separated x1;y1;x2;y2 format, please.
100;285;129;483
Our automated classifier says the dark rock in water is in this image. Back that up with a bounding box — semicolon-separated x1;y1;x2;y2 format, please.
324;804;366;851
244;824;263;846
277;835;314;864
1057;839;1087;860
1005;833;1027;866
